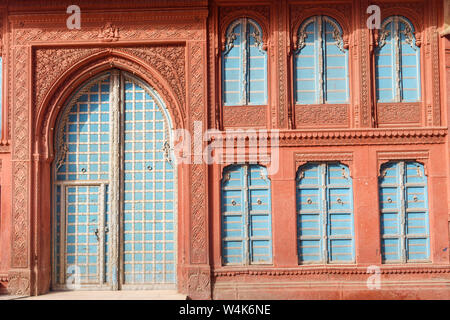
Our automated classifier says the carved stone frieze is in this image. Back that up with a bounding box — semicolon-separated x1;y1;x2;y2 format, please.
295;104;349;128
213;266;450;277
223;106;267;128
377;103;421;125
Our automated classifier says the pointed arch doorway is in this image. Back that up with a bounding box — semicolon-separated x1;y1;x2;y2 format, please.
52;69;177;290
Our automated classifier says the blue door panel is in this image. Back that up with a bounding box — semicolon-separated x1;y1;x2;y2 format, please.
380;212;401;235
122;79;176;285
381;238;401;261
298;188;321;211
223;241;244;264
65;185;102;284
329;239;353;262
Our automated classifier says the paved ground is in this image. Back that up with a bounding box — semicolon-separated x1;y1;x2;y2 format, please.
1;290;187;300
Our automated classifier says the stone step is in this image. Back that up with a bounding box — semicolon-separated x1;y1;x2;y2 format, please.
9;290;187;300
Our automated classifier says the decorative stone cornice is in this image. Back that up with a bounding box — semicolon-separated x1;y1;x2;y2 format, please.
209;128;447;146
213;266;450;277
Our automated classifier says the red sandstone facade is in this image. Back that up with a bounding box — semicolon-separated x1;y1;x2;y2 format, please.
0;0;449;299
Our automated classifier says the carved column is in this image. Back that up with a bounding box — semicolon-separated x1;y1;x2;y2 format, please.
8;44;33;295
187;40;211;299
358;0;372;128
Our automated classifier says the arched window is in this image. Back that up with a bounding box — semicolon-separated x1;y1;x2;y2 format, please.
379;161;430;263
296;162;355;264
221;164;272;265
294;16;349;104
375;16;421;102
222;18;267;106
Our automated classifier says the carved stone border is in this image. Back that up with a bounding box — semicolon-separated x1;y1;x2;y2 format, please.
213;265;450;277
6;9;210;297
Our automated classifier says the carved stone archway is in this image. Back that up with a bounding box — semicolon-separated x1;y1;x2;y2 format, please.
9;44;210;299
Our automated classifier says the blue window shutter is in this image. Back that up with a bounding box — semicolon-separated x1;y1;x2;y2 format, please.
379;161;430;263
326;163;354;262
323;18;349;103
222;22;244;106
221;164;272;265
247;165;272;263
248;21;267;105
221;165;246;265
376;21;396;102
297;163;324;263
297;163;354;264
404;162;430;261
295;18;320;104
379;162;402;262
398;20;420;102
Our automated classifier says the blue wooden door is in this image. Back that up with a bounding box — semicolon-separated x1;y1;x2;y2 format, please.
54;74;111;287
53;71;176;290
297;163;355;264
379;161;430;263
121;76;176;287
221;164;272;265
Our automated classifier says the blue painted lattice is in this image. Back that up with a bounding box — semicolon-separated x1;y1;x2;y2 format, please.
296;163;355;264
221;164;272;265
122;79;176;285
379;161;430;263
